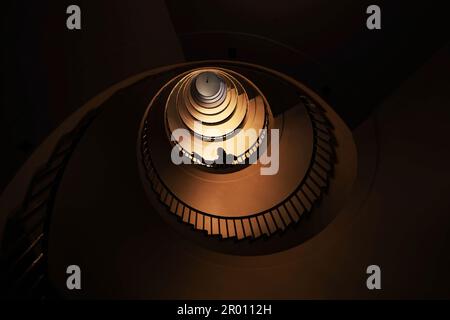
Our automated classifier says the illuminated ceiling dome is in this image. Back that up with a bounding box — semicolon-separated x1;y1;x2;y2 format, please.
165;68;269;166
137;64;352;245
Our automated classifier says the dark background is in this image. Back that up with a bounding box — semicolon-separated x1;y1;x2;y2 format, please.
2;1;450;299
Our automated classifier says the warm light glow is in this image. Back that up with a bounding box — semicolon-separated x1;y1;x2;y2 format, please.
165;68;269;167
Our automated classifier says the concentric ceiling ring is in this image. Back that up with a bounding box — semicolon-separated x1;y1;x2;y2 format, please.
165;68;269;166
139;66;336;241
